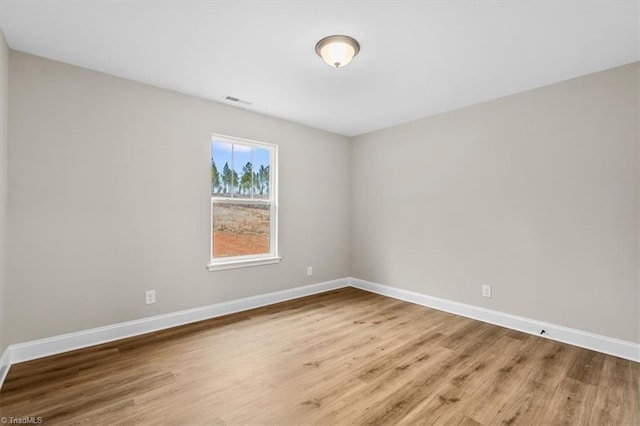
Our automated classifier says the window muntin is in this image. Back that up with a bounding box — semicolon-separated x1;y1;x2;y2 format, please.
209;135;278;269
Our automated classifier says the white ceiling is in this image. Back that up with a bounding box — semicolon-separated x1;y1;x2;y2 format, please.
1;1;638;137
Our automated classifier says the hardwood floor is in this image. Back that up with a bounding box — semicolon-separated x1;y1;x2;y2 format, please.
0;287;638;425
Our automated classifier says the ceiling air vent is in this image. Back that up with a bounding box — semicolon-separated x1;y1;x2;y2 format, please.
224;95;252;106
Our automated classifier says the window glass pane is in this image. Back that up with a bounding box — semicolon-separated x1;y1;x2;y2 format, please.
233;144;252;198
212;202;270;258
253;147;270;200
212;140;232;196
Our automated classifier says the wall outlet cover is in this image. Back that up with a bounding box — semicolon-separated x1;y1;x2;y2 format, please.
482;285;492;298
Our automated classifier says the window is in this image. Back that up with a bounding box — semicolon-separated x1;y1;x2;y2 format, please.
208;134;279;271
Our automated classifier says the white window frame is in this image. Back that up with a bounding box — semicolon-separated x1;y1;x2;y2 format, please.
208;134;280;271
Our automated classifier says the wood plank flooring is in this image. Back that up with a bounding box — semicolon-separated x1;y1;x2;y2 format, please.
0;287;638;425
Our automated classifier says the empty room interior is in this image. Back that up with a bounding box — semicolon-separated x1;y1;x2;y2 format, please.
0;1;638;425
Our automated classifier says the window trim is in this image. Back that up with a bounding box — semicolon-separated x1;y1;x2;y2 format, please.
207;134;279;271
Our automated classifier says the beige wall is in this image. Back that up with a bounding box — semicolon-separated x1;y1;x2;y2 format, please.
351;63;640;343
4;50;639;347
6;51;351;345
0;30;8;353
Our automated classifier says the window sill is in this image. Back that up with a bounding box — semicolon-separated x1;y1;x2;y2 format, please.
207;256;282;272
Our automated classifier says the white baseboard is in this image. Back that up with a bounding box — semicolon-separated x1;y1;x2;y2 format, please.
0;347;9;388
1;275;637;391
0;278;350;389
348;277;640;363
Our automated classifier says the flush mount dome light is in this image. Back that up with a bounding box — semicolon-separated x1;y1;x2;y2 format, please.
315;35;360;68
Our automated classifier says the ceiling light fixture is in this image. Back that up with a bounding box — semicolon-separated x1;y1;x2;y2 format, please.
315;35;360;68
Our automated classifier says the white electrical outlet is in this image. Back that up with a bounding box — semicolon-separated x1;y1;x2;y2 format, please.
146;290;156;304
307;266;313;276
482;285;492;298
